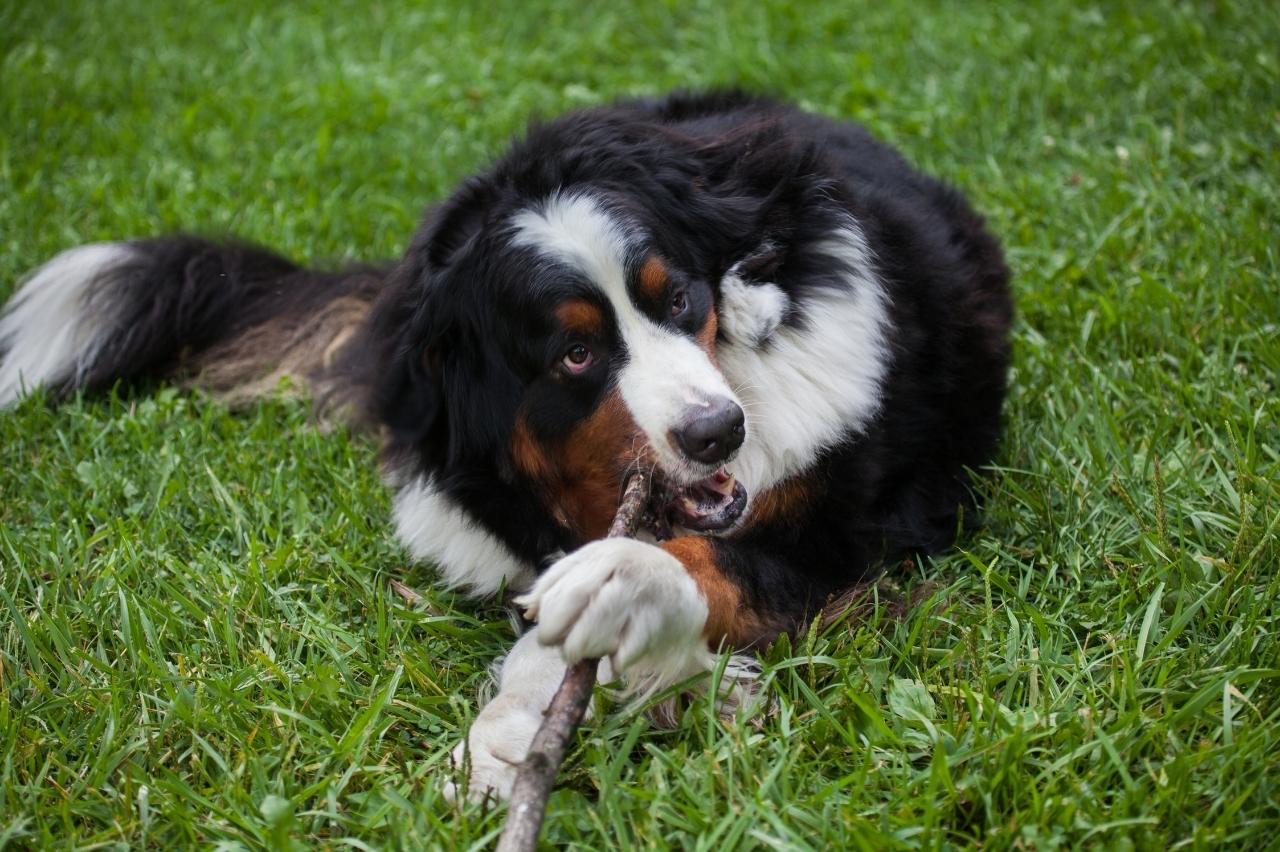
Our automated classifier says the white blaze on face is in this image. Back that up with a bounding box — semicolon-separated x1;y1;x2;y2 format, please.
511;193;738;483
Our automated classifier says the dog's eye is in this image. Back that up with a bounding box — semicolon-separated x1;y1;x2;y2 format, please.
562;344;594;374
670;290;688;317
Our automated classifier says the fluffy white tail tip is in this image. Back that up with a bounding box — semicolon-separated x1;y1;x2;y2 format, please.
0;242;135;407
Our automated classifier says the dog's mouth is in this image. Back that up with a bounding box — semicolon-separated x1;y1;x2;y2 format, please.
651;467;748;534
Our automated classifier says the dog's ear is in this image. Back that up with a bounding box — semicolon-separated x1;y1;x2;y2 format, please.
422;176;500;272
732;240;787;283
375;331;444;452
370;175;516;467
364;249;449;456
370;178;498;453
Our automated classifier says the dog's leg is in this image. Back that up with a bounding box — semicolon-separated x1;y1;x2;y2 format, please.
450;534;788;802
517;538;768;713
445;631;614;802
516;538;712;691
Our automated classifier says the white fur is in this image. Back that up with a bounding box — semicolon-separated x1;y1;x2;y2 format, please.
644;653;768;728
509;196;891;499
392;476;536;596
445;629;766;802
515;537;710;680
618;325;736;482
509;192;634;307
718;224;891;499
511;192;740;484
0;242;136;407
443;631;581;802
719;272;789;349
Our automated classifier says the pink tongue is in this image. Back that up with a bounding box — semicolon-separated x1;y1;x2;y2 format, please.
712;468;731;484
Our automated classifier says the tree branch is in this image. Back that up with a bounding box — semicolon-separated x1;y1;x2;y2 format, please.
496;470;652;852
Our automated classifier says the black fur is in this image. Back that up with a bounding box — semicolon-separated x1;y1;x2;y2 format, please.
8;235;384;399
3;90;1011;644
360;91;1011;630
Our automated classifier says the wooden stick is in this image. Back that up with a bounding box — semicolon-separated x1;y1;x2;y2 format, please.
496;470;652;852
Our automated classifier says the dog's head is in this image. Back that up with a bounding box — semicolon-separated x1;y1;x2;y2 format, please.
378;190;757;548
368;114;823;563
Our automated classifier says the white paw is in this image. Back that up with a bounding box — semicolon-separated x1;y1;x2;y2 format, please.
442;693;543;803
515;538;709;674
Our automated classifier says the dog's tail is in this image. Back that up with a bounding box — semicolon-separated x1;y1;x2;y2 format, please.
0;236;386;414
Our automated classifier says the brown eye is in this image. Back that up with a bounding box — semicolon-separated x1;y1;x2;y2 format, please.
562;344;594;374
670;290;688;317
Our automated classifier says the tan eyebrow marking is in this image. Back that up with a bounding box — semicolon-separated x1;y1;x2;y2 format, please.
638;255;668;300
555;299;604;336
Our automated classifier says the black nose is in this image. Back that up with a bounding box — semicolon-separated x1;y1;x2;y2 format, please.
671;398;746;465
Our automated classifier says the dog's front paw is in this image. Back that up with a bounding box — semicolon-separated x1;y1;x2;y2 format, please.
515;538;708;673
443;693;543;803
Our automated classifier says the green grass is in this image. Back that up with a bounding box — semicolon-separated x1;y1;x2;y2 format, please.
2;0;1278;848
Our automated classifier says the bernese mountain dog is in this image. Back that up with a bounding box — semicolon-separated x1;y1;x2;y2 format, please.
0;90;1012;799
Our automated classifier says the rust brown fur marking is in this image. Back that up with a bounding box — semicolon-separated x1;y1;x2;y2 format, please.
555;299;604;338
738;475;818;531
638;256;668;301
661;536;775;648
698;309;718;361
511;392;642;542
511;417;557;483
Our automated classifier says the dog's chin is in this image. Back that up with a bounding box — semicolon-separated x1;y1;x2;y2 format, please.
652;466;748;534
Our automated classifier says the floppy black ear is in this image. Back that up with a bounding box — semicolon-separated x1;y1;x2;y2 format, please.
362;246;448;457
421;175;501;271
375;335;443;451
367;174;503;462
733;240;788;282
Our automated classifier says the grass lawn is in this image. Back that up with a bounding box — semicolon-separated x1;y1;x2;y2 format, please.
2;0;1278;848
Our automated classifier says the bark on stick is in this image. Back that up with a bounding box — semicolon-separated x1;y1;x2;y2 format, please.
496;470;652;852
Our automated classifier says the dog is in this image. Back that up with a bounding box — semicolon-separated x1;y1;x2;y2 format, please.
0;90;1012;799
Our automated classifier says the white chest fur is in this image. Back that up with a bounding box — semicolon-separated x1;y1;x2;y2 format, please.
717;225;892;498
